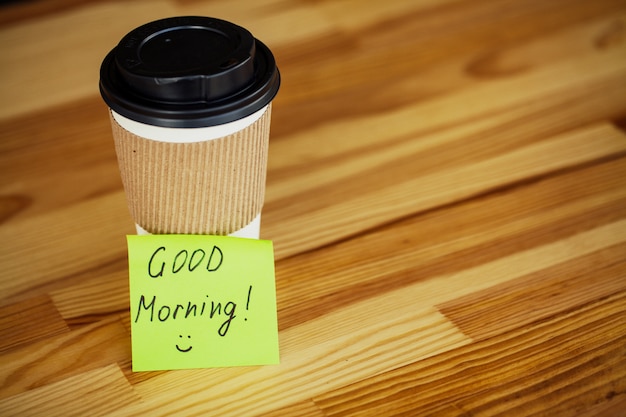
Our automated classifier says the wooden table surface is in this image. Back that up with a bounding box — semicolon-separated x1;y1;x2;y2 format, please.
1;0;626;416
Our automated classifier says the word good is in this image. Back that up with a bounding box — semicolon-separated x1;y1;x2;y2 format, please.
147;245;223;278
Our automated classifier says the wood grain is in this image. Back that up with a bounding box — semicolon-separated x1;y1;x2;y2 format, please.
0;364;140;417
1;0;625;415
0;295;69;352
314;292;626;416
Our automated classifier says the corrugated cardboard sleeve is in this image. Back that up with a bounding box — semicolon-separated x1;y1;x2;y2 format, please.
110;106;271;235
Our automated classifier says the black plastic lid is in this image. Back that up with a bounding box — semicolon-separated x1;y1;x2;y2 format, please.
99;16;280;127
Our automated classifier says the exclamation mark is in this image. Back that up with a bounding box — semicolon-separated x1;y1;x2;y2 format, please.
245;285;252;321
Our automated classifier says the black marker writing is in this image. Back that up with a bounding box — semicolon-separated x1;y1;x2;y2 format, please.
148;245;223;278
134;294;236;336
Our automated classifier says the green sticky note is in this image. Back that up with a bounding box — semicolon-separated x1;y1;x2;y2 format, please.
126;234;279;371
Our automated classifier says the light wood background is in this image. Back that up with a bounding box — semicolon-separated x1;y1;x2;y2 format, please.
1;0;626;415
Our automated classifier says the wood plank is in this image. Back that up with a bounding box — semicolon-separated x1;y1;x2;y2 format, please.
271;34;626;169
271;5;626;134
0;98;120;221
0;191;131;303
277;0;626;98
50;269;129;324
265;51;626;257
575;394;626;417
0;0;111;26
0;295;69;353
0;317;130;400
258;400;326;417
270;122;626;224
276;155;626;330
313;291;626;416
438;243;626;340
0;364;140;417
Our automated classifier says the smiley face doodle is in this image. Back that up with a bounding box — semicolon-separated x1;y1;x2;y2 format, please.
176;335;192;352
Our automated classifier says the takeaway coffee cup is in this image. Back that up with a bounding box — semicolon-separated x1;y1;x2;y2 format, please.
99;16;280;238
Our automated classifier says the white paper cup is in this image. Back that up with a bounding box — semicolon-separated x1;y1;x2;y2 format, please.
100;17;280;238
